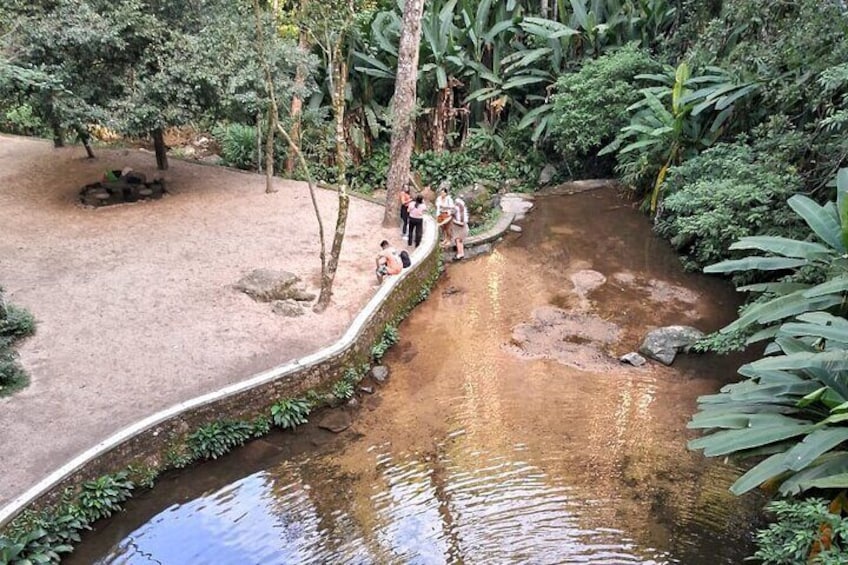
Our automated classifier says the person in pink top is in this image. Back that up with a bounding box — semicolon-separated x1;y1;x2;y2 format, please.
406;194;426;247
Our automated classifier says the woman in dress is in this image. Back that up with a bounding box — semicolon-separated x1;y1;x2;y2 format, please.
435;184;454;245
451;196;469;260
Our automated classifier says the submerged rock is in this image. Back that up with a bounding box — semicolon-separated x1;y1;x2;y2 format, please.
638;325;705;365
234;268;316;303
371;365;389;383
619;352;647;367
317;411;351;433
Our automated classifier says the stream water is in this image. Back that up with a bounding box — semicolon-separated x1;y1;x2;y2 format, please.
69;189;761;564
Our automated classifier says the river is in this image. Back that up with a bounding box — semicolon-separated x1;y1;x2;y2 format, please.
69;188;761;564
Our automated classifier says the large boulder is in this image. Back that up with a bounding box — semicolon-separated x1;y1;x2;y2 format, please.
458;182;498;227
234;269;316;303
638;325;705;365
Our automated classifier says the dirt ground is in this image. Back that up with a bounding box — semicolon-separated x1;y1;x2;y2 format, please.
0;135;396;509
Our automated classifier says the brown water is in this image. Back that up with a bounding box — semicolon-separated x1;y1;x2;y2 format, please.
69;189;761;564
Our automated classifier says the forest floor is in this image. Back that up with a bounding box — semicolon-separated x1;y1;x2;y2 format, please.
0;135;396;509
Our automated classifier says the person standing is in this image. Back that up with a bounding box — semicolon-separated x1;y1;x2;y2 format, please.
435;183;454;245
407;194;427;247
451;195;469;260
399;184;412;237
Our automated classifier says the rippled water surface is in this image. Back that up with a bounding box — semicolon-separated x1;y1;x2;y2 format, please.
70;189;761;564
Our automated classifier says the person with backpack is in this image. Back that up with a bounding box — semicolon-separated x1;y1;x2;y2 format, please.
406;194;427;248
451;196;469;261
375;240;403;284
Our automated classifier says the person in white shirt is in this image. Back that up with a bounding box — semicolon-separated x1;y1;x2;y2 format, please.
435;182;454;245
451;196;469;260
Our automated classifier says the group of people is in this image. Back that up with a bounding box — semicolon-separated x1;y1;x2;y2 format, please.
376;180;470;284
400;181;468;259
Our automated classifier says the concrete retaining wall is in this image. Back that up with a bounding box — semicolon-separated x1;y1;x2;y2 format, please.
0;216;439;528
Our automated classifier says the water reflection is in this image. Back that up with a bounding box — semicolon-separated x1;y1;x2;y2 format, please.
71;190;761;564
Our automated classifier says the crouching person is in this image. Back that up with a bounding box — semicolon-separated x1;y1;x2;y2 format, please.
375;240;403;284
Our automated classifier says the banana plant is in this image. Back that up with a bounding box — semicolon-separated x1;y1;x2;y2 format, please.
704;173;848;341
689;170;848;498
600;62;759;213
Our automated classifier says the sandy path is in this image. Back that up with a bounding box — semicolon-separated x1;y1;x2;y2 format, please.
0;135;396;508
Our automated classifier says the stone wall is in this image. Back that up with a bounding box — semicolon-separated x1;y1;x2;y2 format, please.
0;217;439;527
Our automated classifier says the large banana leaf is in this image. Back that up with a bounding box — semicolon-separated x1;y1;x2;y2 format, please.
788;194;845;253
728;236;832;260
704;256;809;273
688;422;816;457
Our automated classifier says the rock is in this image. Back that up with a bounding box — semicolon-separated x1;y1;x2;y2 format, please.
509;224;522;233
570;270;607;297
539;164;557;186
638;325;705;365
371;365;389;383
359;386;374;395
442;285;461;296
200;154;223;165
234;269;314;303
271;299;304;317
619;352;647;367
459;182;497;227
317;411;351;433
500;193;534;221
347;397;359;408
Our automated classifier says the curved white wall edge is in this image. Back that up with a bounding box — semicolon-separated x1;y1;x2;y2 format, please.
0;215;437;527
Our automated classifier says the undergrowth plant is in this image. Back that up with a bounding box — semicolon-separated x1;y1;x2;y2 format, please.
753;499;848;565
371;324;400;362
0;292;36;396
186;421;254;460
270;398;311;429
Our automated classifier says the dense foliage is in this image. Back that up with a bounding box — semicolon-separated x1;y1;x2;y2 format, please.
550;45;659;166
655;142;803;272
754;499;848;565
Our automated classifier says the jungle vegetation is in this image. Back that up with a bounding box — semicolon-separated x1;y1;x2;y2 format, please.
3;0;848;561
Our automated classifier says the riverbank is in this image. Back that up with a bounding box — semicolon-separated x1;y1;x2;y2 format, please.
0;135;398;509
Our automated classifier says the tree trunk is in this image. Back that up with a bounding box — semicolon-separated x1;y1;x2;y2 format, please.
76;126;95;159
315;57;351;312
383;0;425;226
264;107;277;193
431;85;452;152
286;28;309;174
253;0;328;311
256;110;263;173
541;0;549;19
0;287;7;321
152;128;168;170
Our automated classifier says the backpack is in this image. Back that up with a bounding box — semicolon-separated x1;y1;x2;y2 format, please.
399;250;412;268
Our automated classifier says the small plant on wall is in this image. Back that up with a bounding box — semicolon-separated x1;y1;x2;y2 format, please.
186;421;254;461
270;398;311;430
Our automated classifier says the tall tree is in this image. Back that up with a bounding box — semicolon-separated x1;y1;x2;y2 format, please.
383;0;425;226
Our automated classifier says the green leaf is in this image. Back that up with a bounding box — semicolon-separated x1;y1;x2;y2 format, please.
729;236;832;259
748;351;848;373
783;428;848;471
704;256;808;273
688;422;815;456
730;452;789;495
788;194;845;252
803;275;848;298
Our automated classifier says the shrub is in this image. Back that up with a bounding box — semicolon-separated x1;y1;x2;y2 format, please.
371;324;399;362
186;420;253;460
411;150;501;191
550;45;660;160
753;499;848;564
654;142;804;273
350;145;389;193
77;472;134;522
212;123;258;170
0;298;35;396
270;398;311;430
0;304;36;339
